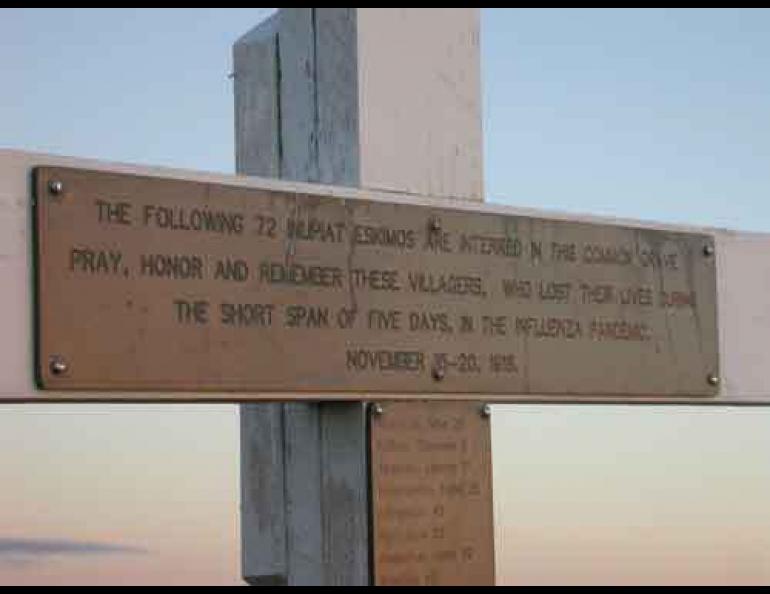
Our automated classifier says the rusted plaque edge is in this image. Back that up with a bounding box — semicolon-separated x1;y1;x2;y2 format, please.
34;166;720;398
369;401;495;586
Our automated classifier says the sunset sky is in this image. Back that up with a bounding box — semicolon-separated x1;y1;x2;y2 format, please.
2;8;770;586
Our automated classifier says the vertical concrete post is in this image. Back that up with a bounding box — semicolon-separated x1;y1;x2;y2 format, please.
234;8;483;585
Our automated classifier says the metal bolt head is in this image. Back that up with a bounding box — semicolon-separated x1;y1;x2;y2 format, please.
371;403;384;417
481;404;492;419
707;374;720;388
48;180;64;195
703;244;715;258
50;356;68;376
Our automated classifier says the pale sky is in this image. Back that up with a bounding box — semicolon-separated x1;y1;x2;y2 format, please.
2;8;770;586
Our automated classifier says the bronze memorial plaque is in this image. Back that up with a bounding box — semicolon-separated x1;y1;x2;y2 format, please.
34;166;719;398
370;401;495;586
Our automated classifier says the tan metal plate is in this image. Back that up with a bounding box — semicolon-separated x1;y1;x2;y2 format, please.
34;166;719;398
370;401;495;586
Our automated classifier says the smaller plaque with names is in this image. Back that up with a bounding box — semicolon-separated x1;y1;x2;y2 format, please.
370;401;495;586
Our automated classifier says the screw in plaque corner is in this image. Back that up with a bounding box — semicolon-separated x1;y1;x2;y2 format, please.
49;356;69;376
48;179;64;196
